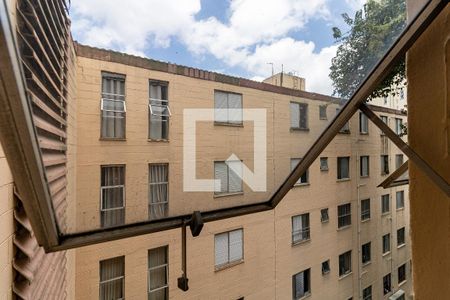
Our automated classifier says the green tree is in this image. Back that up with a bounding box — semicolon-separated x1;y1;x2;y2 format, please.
329;0;406;100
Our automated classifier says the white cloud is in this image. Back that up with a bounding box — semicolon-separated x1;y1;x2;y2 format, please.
71;0;336;94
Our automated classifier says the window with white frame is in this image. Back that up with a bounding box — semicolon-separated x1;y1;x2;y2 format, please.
395;118;403;135
338;203;351;228
380;155;389;175
149;81;171;140
398;264;406;284
214;161;243;194
337;157;350;180
214;91;243;124
337;108;350;133
290;102;308;130
362;242;371;265
359;112;369;134
148;246;169;300
339;250;352;277
396;190;405;209
101;72;126;139
397;227;405;247
382;233;391;254
292;269;311;299
319;105;327;120
99;256;125;300
292;213;310;244
214;229;243;268
101;165;125;228
149;164;169;220
321;208;329;223
322;260;330;275
383;273;392;295
362;286;372;300
395;154;404;169
291;158;309;185
360;156;369;177
320;157;328;171
381;194;390;213
361;198;370;221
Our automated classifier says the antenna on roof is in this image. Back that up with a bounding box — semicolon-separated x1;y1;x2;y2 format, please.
266;62;274;76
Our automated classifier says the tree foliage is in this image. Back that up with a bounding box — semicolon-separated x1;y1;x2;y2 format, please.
329;0;406;100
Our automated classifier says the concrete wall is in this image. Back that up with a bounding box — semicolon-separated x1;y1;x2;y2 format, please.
407;1;450;298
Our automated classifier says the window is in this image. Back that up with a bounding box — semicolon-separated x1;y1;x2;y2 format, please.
322;260;330;275
337;108;350;133
361;199;370;221
319;105;327;120
395;154;404;169
395;118;403;135
101;165;125;228
382;234;391;254
149;81;170;140
338;203;351;228
381;155;389;175
101;72;126;139
99;256;124;300
320;157;328;171
290;102;308;130
362;286;372;300
362;242;371;265
292;214;310;244
214;229;243;268
380;115;388;135
214;91;243;124
398;264;406;284
291;158;309;185
360;156;369;177
396;191;405;209
381;194;390;214
214;161;243;194
337;157;350;180
148;246;169;300
397;227;405;246
359;112;369;134
339;250;352;277
149;164;169;220
383;273;392;295
292;269;311;299
320;208;329;223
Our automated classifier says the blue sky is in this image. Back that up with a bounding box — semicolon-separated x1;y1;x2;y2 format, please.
70;0;363;95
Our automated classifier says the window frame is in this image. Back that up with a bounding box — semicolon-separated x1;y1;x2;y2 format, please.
214;228;244;269
360;156;370;177
362;286;372;300
291;158;309;185
292;213;310;244
100;165;126;228
359;112;369;134
338;250;352;277
290;101;309;130
361;198;371;221
320;157;328;171
319;105;327;120
149;80;171;141
362;242;371;265
381;155;390;175
396;190;405;209
338;203;351;228
322;260;330;275
382;233;391;255
100;72;127;140
320;208;329;223
398;264;406;284
292;268;311;299
148;246;169;299
337;157;350;180
383;273;392;295
148;163;169;220
214;90;243;126
381;194;390;214
214;160;243;195
397;227;406;247
99;256;125;300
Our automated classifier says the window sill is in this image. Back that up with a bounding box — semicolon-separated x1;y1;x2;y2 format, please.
296;292;311;300
362;261;371;268
319;117;328;121
321;220;329;224
398;280;407;287
381;173;390;176
148;139;169;142
214;122;244;127
360;175;370;179
320;168;329;172
214;259;244;272
292;238;311;247
336;178;350;182
293;183;310;188
381;212;391;217
322;270;330;276
338;130;351;134
397;243;406;249
338;272;352;280
290;127;310;132
396;207;405;212
337;225;351;231
99;138;126;141
214;192;244;199
382;251;391;257
361;218;371;223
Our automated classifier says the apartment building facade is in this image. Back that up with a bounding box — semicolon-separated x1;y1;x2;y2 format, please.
71;44;412;300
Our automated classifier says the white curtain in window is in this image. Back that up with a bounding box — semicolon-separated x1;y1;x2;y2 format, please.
294;272;305;297
228;93;242;123
361;156;369;176
149;84;169;140
229;229;243;262
215;233;229;266
228;161;242;193
292;215;302;242
101;166;125;227
214;162;228;193
299;103;308;129
102;76;125;138
339;157;349;178
290;103;299;128
148;246;168;300
290;158;302;184
149;164;168;220
214;92;228;122
100;257;124;300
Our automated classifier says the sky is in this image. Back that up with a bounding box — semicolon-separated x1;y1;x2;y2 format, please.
69;0;366;95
